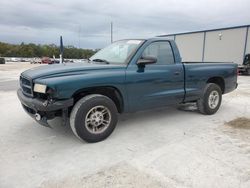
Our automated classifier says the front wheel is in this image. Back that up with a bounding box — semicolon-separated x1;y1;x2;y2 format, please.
197;83;222;115
70;94;118;143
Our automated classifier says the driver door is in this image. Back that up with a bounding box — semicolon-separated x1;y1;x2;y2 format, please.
125;41;185;111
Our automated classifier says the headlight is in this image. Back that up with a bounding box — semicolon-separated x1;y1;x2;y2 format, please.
34;83;47;93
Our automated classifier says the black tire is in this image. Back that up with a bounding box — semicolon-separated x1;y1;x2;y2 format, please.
197;83;222;115
70;94;118;143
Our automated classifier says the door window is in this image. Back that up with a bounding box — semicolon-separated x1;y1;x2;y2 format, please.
142;41;175;64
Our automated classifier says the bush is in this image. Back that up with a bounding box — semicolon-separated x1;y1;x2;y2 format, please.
0;57;5;64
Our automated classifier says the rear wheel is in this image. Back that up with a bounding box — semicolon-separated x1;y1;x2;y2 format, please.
70;94;118;143
197;83;222;115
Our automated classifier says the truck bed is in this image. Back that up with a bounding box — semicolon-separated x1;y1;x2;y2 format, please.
182;62;238;102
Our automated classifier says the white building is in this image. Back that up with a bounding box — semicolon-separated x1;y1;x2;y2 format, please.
159;25;250;64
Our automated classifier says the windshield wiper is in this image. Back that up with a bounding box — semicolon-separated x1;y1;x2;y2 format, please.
92;58;110;64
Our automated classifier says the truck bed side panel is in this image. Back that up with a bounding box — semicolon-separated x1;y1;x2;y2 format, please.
183;63;238;102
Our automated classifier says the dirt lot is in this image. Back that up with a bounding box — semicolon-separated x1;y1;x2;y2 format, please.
0;63;250;188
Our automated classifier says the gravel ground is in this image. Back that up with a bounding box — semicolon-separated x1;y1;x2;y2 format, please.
0;63;250;188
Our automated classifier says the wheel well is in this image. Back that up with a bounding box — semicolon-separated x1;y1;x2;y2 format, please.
207;77;225;94
72;86;124;113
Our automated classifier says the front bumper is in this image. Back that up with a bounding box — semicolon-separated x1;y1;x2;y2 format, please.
17;88;73;126
17;88;73;112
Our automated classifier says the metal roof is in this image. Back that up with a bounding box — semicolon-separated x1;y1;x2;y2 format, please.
158;24;250;37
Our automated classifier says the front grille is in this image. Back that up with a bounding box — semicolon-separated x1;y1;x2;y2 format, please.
20;75;33;97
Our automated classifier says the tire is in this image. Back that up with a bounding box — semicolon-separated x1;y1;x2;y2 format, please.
197;83;222;115
70;94;118;143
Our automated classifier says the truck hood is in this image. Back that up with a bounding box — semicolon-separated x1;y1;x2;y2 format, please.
22;62;126;80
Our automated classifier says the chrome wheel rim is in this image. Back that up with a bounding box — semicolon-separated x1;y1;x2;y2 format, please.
208;90;219;109
85;105;111;134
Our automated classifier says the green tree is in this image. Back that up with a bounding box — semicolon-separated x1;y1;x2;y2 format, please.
0;41;96;58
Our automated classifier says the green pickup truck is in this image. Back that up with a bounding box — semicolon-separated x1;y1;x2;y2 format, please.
17;38;238;142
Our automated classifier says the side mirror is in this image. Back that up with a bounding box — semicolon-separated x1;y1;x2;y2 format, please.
137;56;157;66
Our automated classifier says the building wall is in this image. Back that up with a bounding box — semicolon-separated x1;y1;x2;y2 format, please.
204;28;247;64
246;27;250;54
161;25;250;64
175;33;204;62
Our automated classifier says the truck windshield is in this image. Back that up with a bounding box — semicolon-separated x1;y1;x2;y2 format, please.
89;40;144;64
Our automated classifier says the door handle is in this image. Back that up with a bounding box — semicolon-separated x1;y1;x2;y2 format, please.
174;71;180;75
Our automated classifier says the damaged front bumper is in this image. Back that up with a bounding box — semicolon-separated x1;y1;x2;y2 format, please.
17;88;74;127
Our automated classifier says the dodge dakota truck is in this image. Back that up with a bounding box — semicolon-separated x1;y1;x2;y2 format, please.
17;38;238;142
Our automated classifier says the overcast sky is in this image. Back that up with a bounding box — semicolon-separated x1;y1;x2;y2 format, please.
0;0;249;49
